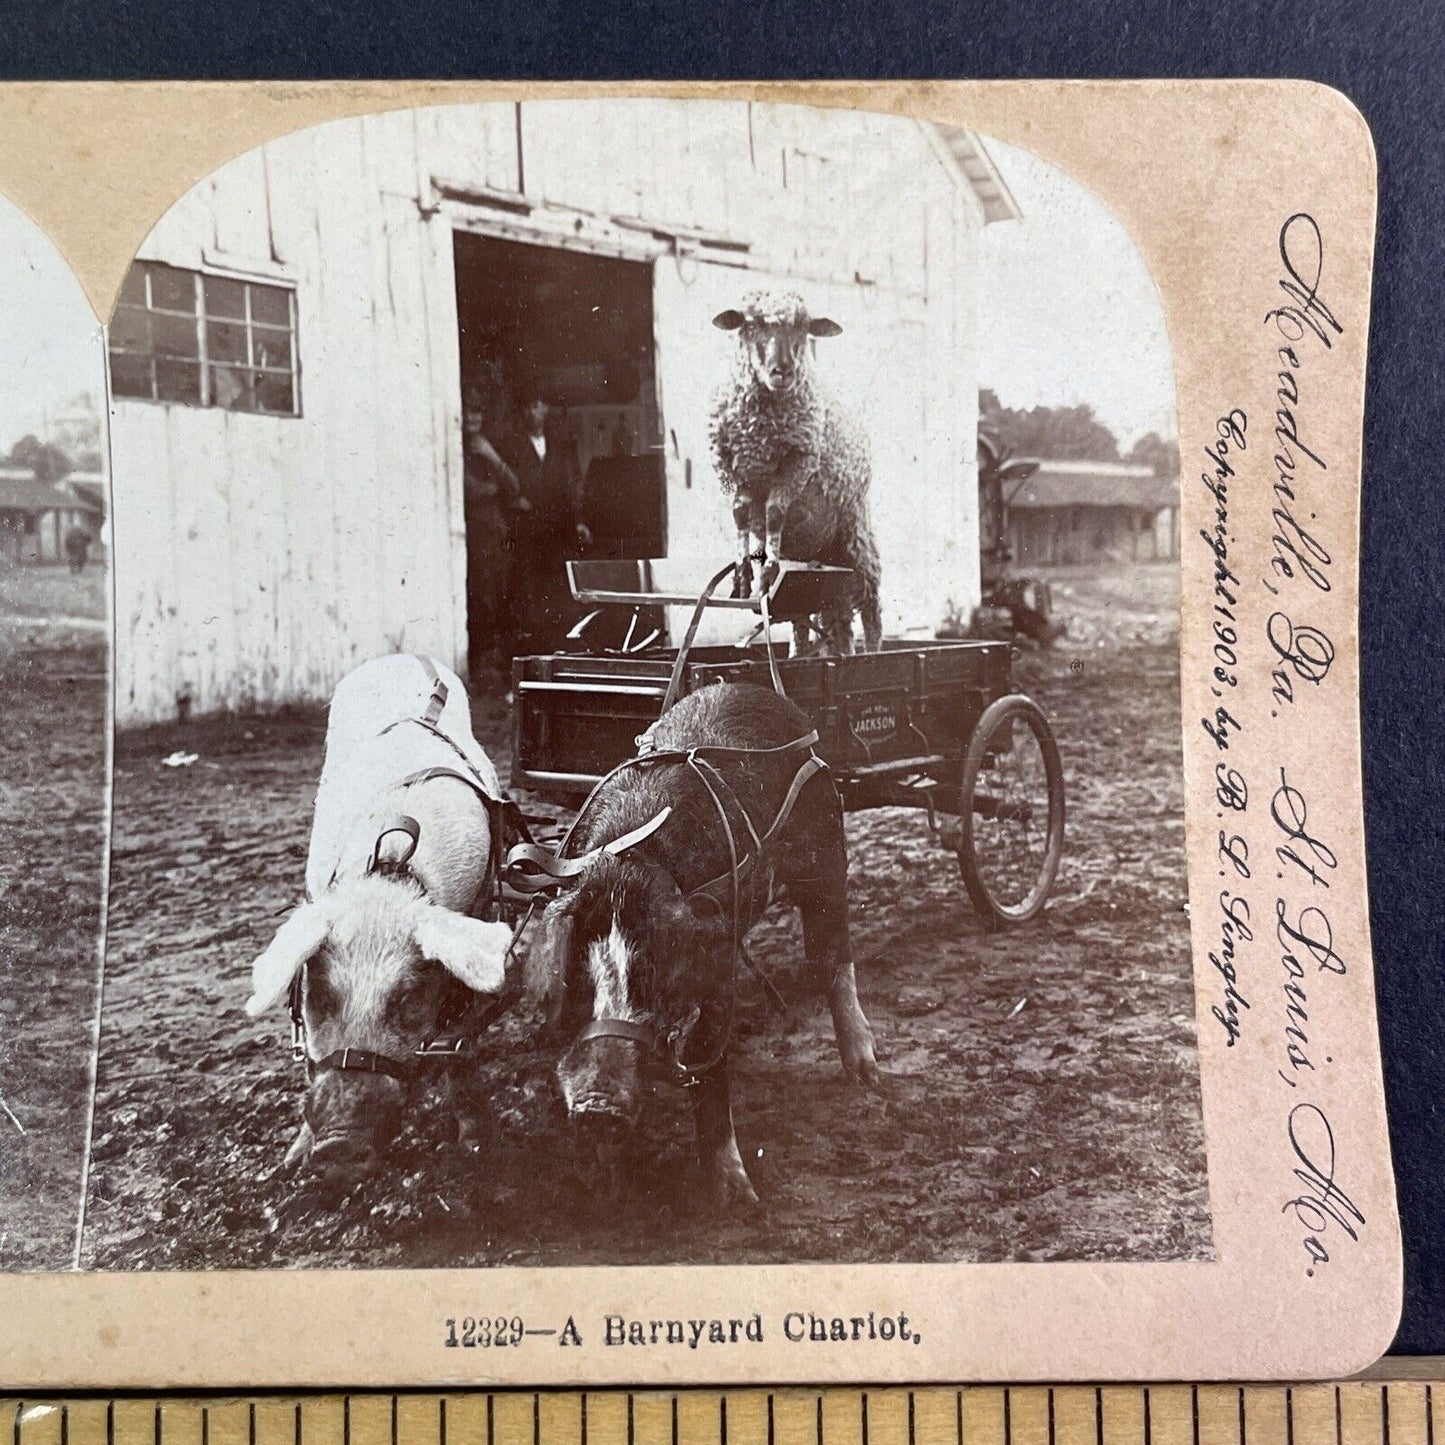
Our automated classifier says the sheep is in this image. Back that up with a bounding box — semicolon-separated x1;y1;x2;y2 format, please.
708;290;883;656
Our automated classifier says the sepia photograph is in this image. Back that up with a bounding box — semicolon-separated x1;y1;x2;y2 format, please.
68;97;1205;1271
0;194;110;1270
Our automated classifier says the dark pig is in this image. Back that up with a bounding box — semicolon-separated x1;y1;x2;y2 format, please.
525;681;877;1208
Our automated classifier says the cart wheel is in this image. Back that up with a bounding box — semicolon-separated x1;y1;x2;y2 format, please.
958;694;1065;927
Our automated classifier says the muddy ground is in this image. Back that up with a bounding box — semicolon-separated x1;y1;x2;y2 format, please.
82;561;1208;1268
0;562;108;1269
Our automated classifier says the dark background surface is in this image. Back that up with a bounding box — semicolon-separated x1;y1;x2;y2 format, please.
0;0;1440;1352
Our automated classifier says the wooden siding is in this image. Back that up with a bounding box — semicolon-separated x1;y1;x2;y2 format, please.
111;99;985;723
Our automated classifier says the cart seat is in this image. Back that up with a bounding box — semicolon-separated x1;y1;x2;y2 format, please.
566;557;855;623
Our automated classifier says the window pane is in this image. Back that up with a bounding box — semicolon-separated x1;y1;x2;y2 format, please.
206;319;249;364
254;372;296;414
117;265;147;307
109;352;153;399
248;284;291;326
109;305;151;353
251;325;292;371
152;312;200;358
148;264;197;313
155;358;202;404
209;365;254;411
203;274;247;320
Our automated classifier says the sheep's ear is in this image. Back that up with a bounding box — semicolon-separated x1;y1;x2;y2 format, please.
808;316;843;338
245;901;331;1017
712;309;745;332
415;907;512;995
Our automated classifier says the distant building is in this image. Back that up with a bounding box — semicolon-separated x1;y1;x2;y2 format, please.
0;468;104;564
1006;459;1179;566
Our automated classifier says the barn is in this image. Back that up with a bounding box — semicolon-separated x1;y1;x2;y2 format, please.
107;99;1019;725
1006;459;1180;567
0;469;104;564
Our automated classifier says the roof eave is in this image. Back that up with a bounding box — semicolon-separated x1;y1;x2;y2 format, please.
923;123;1023;226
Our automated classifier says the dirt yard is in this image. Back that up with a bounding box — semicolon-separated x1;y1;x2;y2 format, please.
81;561;1209;1269
0;561;108;1269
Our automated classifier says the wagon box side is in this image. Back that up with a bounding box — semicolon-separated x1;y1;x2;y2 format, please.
512;639;1015;796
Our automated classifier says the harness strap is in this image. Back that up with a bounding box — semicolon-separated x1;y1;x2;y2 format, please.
308;1047;414;1084
575;1017;659;1051
662;562;737;715
503;806;672;896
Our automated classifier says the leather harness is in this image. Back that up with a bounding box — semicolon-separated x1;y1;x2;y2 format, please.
500;725;828;1087
289;655;522;1085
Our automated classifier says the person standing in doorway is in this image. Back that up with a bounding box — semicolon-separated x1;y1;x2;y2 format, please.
461;376;522;685
500;385;590;658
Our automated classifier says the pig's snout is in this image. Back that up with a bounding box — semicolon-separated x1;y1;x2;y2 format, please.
302;1071;404;1183
308;1130;379;1186
558;1035;644;1134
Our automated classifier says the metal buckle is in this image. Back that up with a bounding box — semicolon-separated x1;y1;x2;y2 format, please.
414;1037;466;1058
290;1015;307;1063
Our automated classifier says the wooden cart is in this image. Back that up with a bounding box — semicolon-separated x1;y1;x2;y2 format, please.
511;560;1065;925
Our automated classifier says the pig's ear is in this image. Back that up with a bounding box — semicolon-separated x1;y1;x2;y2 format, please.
245;901;331;1017
523;896;576;1013
415;907;512;995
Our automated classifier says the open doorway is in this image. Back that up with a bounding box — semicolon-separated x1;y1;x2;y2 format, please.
452;231;665;675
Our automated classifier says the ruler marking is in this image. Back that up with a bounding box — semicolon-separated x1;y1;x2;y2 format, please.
768;1397;775;1445
628;1395;635;1445
487;1394;494;1445
581;1397;587;1445
1095;1392;1103;1445
536;1396;543;1445
956;1392;964;1445
292;1403;301;1445
155;1403;162;1445
719;1398;727;1445
343;1399;349;1445
249;1404;256;1445
1384;1389;1392;1445
1427;1389;1434;1445
1193;1389;1200;1445
202;1406;209;1445
1005;1390;1013;1445
438;1400;446;1445
1144;1389;1152;1445
1239;1390;1246;1445
1051;1391;1057;1445
671;1398;678;1445
61;1405;69;1445
863;1395;871;1445
908;1394;916;1445
1336;1390;1343;1445
816;1397;824;1445
14;1401;23;1445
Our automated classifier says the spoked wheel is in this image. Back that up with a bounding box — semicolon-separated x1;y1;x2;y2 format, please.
958;694;1065;927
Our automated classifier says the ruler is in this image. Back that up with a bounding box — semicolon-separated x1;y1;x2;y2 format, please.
3;1386;1440;1445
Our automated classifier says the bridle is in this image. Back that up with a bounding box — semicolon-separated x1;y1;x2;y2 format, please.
288;655;525;1086
501;726;828;1088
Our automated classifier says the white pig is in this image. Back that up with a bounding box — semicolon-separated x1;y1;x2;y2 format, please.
245;653;513;1183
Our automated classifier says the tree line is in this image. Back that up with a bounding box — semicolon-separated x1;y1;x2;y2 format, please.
980;389;1180;478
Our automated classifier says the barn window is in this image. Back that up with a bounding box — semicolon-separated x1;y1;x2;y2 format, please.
109;261;300;416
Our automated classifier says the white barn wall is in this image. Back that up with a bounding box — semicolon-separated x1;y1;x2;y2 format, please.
111;99;994;724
